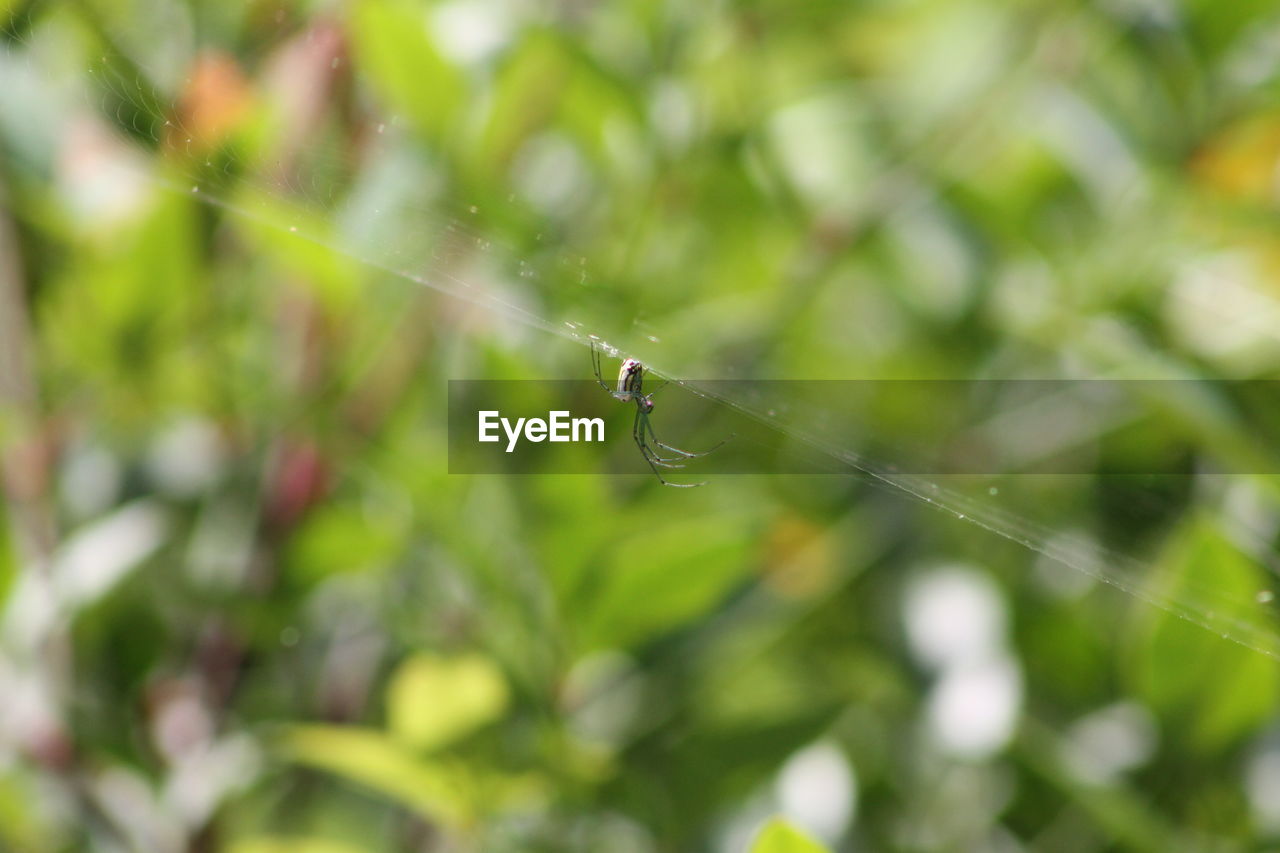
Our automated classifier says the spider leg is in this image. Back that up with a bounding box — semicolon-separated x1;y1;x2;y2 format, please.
590;341;612;391
635;410;696;466
644;413;730;459
634;417;706;484
641;441;691;471
642;450;705;488
634;411;684;468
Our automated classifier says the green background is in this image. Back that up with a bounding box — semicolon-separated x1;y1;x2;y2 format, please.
2;0;1280;849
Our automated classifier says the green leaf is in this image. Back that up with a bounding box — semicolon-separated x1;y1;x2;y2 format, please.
386;652;510;751
749;818;831;853
474;32;567;172
280;724;544;826
228;838;373;853
349;0;465;144
280;725;470;824
583;513;755;650
286;501;404;582
1127;516;1280;751
0;506;12;612
0;771;48;851
43;191;201;411
228;187;360;309
473;30;640;175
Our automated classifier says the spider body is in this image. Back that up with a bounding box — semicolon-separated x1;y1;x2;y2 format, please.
616;358;646;401
591;342;725;487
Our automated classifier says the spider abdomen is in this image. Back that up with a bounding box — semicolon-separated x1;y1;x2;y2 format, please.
617;358;645;399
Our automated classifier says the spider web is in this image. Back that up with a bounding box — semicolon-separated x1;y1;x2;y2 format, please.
2;12;1279;662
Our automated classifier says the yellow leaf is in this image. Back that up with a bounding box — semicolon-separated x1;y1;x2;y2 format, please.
1190;112;1280;205
749;818;832;853
387;653;510;751
228;837;373;853
280;725;470;825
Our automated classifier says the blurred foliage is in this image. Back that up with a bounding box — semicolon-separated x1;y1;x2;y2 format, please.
2;0;1280;851
750;819;831;853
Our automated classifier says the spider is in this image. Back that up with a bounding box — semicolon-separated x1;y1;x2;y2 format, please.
591;341;726;487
